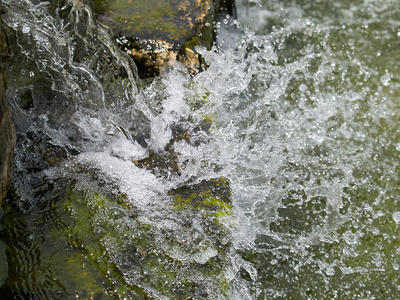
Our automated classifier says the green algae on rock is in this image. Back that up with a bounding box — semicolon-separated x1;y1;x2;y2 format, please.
94;0;202;46
0;184;148;299
94;0;226;77
170;177;232;220
0;176;234;299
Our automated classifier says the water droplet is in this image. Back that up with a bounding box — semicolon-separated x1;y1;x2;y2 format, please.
380;72;392;86
22;25;30;34
233;20;241;28
343;231;359;245
327;267;336;276
393;211;400;224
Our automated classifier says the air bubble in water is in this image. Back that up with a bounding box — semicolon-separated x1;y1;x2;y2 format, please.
380;72;393;86
392;211;400;224
233;20;241;28
393;262;399;270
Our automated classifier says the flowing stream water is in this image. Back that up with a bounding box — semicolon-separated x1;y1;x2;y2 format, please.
1;0;400;299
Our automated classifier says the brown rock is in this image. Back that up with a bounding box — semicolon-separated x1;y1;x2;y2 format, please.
0;0;15;203
95;0;235;78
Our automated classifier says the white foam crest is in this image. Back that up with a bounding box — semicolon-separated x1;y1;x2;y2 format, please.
149;68;191;152
77;152;168;206
108;138;148;161
149;115;173;152
195;45;258;96
172;139;222;181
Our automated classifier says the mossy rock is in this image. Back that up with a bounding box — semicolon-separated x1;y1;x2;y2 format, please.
170;177;232;220
94;0;204;47
0;175;234;299
62;180;233;298
94;0;222;77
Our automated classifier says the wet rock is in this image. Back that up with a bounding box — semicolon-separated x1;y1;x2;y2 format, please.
170;177;232;220
94;0;236;77
0;176;234;299
0;1;15;203
2;0;152;181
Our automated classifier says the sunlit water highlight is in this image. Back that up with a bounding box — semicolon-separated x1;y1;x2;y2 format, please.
1;0;400;299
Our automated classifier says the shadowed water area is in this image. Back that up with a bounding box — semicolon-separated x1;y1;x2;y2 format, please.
1;0;400;299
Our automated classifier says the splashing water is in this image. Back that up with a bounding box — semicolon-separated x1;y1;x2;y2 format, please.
1;0;400;299
207;0;400;298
